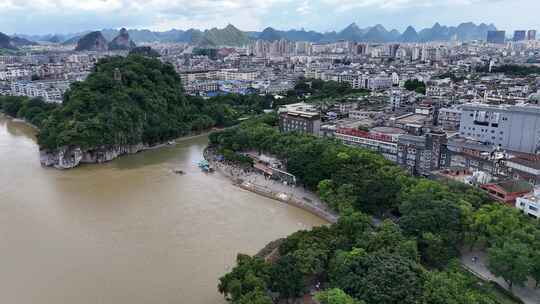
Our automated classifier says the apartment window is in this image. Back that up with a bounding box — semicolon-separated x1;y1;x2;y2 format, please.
474;121;490;126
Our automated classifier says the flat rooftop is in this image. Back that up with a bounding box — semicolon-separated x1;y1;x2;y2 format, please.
507;157;540;170
447;136;494;152
371;126;407;135
395;114;429;125
461;102;540;115
282;110;320;119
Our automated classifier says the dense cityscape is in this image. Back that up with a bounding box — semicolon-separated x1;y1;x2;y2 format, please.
2;3;540;304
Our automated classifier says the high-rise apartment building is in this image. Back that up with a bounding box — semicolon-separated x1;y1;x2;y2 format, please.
527;30;537;41
487;31;506;44
513;30;527;42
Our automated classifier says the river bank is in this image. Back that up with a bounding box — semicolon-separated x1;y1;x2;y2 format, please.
204;148;339;224
39;129;217;169
0;113;39;130
141;130;215;151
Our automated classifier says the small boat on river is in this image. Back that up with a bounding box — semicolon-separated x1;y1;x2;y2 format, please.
198;160;214;173
173;168;185;175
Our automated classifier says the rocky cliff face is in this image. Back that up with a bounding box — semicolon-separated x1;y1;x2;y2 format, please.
40;146;83;169
40;144;145;169
75;31;108;52
108;28;136;50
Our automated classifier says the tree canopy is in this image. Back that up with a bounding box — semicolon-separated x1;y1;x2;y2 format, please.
0;96;58;128
404;79;426;94
477;64;540;76
214;120;535;303
37;55;194;150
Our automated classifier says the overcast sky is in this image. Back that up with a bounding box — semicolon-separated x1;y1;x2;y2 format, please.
1;0;538;35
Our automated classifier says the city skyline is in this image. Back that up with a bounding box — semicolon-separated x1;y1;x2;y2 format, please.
1;0;539;35
3;1;540;303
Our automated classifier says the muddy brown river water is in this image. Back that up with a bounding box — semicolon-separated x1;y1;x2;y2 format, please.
0;115;326;304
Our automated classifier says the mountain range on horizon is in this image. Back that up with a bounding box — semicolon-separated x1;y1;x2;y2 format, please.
3;22;502;49
0;32;37;50
248;22;498;44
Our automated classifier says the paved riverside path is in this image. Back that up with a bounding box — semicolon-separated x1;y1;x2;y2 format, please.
238;180;339;223
461;250;540;304
215;160;339;223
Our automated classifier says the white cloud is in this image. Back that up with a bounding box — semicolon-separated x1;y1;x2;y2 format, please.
147;0;293;30
0;0;537;34
320;0;498;13
296;0;311;15
1;0;124;11
0;0;295;32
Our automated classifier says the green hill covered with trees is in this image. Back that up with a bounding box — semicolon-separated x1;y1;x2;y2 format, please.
0;55;277;168
35;55;273;152
37;55;193;150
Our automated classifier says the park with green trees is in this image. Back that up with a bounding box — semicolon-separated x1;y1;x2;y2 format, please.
0;95;59;128
211;119;540;303
289;78;369;100
404;79;427;94
477;64;540;76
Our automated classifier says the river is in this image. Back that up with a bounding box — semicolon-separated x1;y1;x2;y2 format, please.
0;115;327;304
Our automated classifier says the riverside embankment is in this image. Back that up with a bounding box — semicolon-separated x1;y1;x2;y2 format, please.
204;148;339;224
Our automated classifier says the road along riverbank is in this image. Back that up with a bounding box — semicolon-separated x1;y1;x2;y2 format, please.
204;148;339;224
